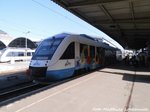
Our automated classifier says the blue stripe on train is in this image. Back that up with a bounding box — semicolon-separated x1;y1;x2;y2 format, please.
75;63;101;70
46;67;75;80
46;64;101;80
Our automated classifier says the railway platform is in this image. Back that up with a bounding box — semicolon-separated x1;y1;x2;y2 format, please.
0;64;150;112
0;61;29;74
0;61;30;89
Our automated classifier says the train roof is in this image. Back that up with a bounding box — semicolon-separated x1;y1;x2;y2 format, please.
2;47;35;50
48;33;99;41
47;33;117;51
46;33;69;40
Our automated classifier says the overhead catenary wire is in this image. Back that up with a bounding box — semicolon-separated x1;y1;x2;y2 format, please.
0;19;48;40
0;18;48;38
31;0;119;49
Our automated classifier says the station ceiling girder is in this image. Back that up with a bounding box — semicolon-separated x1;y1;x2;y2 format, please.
53;0;150;49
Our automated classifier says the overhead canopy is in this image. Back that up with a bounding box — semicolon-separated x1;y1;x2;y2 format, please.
53;0;150;49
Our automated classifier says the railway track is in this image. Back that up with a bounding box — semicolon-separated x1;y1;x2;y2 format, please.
0;81;33;93
0;71;90;106
0;82;47;106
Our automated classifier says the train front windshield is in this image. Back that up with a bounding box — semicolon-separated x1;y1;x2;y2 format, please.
32;37;64;60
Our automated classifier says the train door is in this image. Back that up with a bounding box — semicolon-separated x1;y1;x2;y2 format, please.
101;48;105;67
89;45;96;69
75;42;80;69
57;42;75;77
96;47;105;67
60;42;75;68
79;43;88;69
96;47;100;67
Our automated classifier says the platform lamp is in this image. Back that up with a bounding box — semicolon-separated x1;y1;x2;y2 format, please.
25;31;30;57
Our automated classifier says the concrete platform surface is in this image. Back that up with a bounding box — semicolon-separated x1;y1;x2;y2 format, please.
0;61;29;75
0;65;149;112
0;61;30;89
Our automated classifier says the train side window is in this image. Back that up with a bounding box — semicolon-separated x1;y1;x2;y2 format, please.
32;52;34;56
13;52;17;56
90;46;95;58
6;52;13;57
27;52;31;56
97;47;100;55
18;52;24;56
80;43;88;58
60;42;75;59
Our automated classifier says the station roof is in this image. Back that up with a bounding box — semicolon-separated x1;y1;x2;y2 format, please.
0;30;13;46
0;30;7;35
53;0;150;50
8;37;36;49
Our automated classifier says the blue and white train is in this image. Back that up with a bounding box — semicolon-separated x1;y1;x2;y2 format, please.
27;33;117;82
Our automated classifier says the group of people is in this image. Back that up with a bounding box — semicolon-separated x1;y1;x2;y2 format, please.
124;52;150;67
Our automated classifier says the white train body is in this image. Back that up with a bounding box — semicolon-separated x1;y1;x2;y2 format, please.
28;33;117;81
0;48;35;62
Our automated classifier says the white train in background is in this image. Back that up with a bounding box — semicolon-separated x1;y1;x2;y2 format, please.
0;48;35;62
